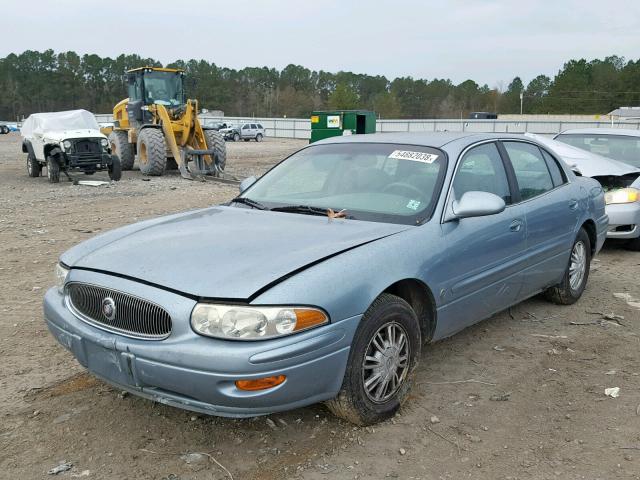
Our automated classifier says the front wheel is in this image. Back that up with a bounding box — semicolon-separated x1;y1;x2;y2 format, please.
46;157;60;183
109;130;134;170
325;293;421;425
543;228;591;305
233;132;240;142
137;128;167;176
108;155;122;181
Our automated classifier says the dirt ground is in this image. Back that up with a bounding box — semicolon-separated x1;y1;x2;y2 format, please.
1;132;640;480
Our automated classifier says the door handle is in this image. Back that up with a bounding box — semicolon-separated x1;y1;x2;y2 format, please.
569;199;578;211
509;219;523;232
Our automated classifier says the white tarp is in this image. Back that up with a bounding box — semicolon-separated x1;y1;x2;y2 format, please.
20;109;100;137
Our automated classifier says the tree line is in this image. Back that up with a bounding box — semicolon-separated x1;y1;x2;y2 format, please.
1;50;639;121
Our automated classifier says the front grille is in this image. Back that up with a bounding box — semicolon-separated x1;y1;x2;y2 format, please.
72;139;101;156
66;283;172;340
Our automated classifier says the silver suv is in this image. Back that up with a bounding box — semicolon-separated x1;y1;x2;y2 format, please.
222;122;265;142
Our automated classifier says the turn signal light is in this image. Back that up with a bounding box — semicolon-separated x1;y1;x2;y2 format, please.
235;375;286;391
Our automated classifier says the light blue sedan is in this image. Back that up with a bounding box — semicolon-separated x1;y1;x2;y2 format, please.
44;132;608;425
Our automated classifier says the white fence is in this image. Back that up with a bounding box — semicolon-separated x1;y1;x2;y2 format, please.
199;116;640;140
90;114;640;140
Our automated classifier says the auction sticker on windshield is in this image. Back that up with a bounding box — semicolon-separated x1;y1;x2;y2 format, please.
389;150;439;163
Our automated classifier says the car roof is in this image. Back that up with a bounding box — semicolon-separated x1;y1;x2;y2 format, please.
313;132;535;149
557;128;640;137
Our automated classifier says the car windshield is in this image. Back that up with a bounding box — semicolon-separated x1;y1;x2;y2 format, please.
556;133;640;168
143;71;184;107
238;143;447;225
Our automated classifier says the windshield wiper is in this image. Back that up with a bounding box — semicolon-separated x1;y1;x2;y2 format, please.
270;205;329;216
230;197;267;210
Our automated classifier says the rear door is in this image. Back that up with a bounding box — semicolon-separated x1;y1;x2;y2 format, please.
501;141;578;296
436;142;527;336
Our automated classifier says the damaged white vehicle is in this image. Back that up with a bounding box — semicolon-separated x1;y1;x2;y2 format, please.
21;109;121;183
527;133;640;251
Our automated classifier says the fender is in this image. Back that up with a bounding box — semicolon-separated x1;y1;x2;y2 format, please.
22;139;35;156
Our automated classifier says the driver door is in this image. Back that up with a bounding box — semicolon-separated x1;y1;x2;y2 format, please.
435;142;527;337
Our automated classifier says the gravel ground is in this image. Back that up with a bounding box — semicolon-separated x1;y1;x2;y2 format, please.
1;132;640;479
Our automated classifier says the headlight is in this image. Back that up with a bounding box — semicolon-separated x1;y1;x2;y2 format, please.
605;187;639;205
62;140;72;151
101;138;109;147
191;304;328;340
55;263;69;293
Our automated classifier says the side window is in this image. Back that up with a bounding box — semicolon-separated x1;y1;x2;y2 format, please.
540;149;566;187
257;124;264;129
242;124;250;130
504;142;554;201
453;143;512;204
250;124;258;129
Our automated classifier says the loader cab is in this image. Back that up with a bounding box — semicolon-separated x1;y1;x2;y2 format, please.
125;67;186;124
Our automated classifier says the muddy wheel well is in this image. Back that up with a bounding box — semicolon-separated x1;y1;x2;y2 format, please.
382;279;436;343
581;220;597;255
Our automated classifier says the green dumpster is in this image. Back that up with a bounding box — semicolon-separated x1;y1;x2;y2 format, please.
309;110;376;143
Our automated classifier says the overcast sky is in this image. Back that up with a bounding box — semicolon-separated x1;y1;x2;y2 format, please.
3;0;640;88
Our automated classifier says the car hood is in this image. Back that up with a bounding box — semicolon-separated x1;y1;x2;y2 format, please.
62;206;412;299
527;133;640;178
43;129;106;141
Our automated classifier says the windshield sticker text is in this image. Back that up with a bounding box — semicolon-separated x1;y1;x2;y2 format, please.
389;150;439;164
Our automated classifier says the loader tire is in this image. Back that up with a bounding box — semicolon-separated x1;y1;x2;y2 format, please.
109;130;134;170
137;128;167;176
203;129;227;171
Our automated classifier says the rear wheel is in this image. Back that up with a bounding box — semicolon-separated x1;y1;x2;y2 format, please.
46;157;60;183
109;130;134;170
543;228;591;305
108;155;122;181
137;128;167;176
325;293;421;425
203;129;227;172
27;154;41;177
255;133;263;142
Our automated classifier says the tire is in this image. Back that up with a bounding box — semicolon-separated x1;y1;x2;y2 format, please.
46;157;60;183
109;130;134;170
109;155;122;181
543;228;591;305
233;132;240;142
136;128;167;176
626;237;640;251
0;125;8;134
325;293;421;425
203;129;227;172
255;133;263;142
27;154;41;177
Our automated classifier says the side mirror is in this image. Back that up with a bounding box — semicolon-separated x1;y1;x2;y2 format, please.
452;191;505;219
239;175;257;193
570;164;582;176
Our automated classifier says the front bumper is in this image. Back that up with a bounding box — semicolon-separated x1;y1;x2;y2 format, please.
605;202;640;240
43;269;359;417
64;153;113;171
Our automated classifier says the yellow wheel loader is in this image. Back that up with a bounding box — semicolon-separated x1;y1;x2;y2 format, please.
107;67;226;179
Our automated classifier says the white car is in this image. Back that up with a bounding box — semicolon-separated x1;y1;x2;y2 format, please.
527;132;640;250
20;109;121;183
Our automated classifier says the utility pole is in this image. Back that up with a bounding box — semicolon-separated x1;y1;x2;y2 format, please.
520;91;524;115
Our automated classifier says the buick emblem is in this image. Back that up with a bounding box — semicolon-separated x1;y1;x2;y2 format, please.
101;297;116;321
